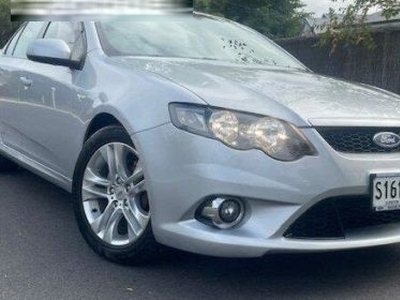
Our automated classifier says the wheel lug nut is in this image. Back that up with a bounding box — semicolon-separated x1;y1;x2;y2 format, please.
110;188;115;194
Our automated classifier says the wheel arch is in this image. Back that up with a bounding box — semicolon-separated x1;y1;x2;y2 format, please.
84;113;126;143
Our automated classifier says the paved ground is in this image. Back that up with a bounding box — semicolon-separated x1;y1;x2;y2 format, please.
1;169;400;300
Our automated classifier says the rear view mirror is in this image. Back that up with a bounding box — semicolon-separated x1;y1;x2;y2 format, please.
27;39;75;68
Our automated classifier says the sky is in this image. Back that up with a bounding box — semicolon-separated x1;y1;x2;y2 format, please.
302;0;352;17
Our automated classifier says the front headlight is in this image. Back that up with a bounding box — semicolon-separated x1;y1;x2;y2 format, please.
169;103;317;161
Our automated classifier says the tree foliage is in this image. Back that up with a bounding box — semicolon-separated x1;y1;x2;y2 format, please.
195;0;308;38
0;0;11;46
0;0;21;48
320;0;400;52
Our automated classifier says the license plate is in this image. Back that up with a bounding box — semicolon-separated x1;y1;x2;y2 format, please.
371;174;400;212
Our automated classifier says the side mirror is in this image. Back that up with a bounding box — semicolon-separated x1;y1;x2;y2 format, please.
27;39;76;68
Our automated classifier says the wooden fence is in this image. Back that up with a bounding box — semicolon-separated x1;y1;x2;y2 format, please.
278;28;400;95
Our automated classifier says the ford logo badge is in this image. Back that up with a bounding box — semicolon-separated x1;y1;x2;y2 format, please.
373;132;400;148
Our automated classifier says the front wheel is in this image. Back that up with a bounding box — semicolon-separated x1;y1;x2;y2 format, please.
72;126;160;264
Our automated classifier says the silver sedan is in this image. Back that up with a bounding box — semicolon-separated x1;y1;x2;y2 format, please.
1;14;400;264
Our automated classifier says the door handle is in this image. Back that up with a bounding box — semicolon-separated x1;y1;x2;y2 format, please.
20;76;32;88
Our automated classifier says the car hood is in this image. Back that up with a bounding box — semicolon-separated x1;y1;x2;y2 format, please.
111;57;400;127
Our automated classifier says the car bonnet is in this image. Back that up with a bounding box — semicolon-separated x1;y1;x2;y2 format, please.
111;57;400;127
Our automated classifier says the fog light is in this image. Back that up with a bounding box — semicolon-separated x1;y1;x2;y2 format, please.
197;197;245;229
219;199;241;223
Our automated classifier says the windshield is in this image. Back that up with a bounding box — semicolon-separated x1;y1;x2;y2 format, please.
96;15;305;69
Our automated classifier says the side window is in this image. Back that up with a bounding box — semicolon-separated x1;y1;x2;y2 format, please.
4;25;24;56
44;22;76;49
13;22;45;58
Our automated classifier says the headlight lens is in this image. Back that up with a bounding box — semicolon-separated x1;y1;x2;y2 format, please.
209;111;239;145
169;103;316;161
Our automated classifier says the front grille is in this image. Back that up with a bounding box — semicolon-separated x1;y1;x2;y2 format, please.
284;196;400;239
316;127;400;153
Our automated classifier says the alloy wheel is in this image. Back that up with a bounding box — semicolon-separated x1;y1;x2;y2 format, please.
81;142;150;246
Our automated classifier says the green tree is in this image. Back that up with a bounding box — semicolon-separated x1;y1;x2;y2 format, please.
0;0;11;47
320;0;400;52
0;0;21;48
195;0;308;38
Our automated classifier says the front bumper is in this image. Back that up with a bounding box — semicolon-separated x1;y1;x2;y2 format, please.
132;123;400;257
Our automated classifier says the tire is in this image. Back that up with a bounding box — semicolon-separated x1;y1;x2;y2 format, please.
72;125;160;264
0;154;18;172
